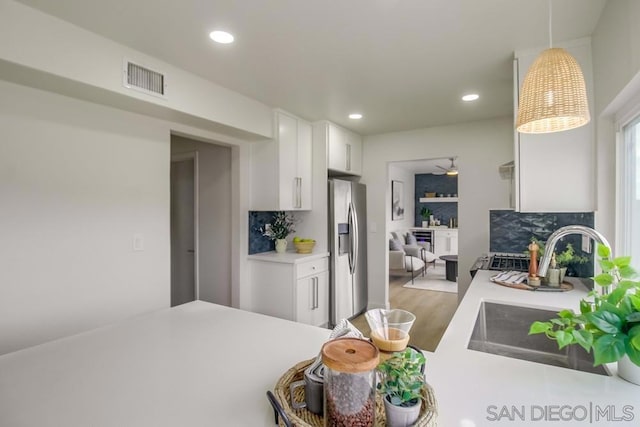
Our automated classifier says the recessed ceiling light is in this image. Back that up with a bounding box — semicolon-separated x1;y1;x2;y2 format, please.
349;113;363;119
462;94;479;102
209;30;234;44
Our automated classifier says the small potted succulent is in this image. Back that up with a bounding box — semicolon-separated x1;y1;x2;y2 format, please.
377;347;426;427
259;211;296;253
529;245;640;385
554;243;589;282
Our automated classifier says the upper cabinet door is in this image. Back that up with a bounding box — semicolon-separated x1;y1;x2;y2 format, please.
297;120;312;210
514;38;595;213
277;112;298;210
250;110;313;211
327;123;362;176
328;124;347;172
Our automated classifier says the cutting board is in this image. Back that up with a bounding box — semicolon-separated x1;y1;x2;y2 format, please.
490;277;573;292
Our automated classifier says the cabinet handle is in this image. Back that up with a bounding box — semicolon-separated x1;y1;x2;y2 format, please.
312;277;318;310
315;277;318;310
346;144;351;171
293;177;302;209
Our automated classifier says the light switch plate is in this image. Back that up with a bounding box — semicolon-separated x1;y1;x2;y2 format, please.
581;235;591;253
133;233;144;251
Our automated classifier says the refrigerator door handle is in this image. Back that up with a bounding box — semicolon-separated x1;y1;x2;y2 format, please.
348;202;358;275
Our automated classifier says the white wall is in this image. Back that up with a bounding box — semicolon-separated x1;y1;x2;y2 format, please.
171;136;232;307
0;80;170;355
387;164;415;234
591;0;640;251
0;78;253;355
361;117;513;309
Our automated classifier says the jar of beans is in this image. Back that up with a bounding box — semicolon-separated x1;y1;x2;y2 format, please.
321;338;379;427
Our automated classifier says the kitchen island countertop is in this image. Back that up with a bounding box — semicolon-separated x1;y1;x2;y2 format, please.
2;273;640;426
427;270;640;426
0;301;330;427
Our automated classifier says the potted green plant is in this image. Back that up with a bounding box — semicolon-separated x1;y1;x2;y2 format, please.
526;238;589;283
259;211;296;253
377;347;426;427
419;207;431;228
529;245;640;385
554;243;589;282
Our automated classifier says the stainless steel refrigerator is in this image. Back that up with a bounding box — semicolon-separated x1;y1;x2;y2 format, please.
328;179;367;326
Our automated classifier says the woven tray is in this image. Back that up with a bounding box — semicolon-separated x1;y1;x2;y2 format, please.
268;358;438;427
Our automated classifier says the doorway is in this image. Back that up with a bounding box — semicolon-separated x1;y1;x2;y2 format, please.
385;157;459;350
170;134;233;307
170;152;199;306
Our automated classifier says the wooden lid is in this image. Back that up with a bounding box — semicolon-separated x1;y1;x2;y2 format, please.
321;338;379;373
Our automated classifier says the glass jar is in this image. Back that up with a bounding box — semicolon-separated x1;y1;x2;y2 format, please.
321;338;379;427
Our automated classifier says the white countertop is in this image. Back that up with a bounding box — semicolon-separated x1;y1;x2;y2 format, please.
0;301;330;427
248;250;329;264
3;275;640;426
427;270;640;426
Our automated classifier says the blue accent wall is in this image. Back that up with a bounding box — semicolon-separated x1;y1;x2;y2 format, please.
414;173;458;226
248;211;277;254
489;210;595;278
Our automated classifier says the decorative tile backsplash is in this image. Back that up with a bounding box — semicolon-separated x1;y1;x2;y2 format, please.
414;173;458;226
248;211;277;254
490;210;595;278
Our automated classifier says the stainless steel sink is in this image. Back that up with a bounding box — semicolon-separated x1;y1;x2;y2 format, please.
467;301;610;376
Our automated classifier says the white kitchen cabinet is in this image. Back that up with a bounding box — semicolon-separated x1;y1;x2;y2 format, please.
433;229;458;258
250;109;312;210
296;270;329;327
315;121;362;176
513;38;595;212
250;255;329;327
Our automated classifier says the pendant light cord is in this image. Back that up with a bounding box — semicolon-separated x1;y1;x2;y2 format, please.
548;0;553;48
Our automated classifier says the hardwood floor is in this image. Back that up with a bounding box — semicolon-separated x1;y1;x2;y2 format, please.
350;271;458;352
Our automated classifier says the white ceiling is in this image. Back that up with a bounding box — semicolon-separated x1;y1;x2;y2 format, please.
15;0;607;135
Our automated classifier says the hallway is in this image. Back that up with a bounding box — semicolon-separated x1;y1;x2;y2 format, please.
350;272;458;352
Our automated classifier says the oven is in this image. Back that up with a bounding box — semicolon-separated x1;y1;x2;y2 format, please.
470;253;530;278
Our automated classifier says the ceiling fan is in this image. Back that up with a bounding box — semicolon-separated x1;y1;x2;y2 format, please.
436;157;458;176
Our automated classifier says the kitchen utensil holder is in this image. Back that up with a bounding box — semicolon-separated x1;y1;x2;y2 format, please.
267;358;438;427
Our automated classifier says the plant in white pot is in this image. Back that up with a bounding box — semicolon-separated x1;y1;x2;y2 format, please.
419;207;431;228
377;347;426;427
259;211;296;253
529;245;640;384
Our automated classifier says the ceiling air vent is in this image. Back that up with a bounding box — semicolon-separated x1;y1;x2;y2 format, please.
122;59;167;98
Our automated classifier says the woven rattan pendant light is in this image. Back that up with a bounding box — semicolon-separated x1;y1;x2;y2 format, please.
516;0;590;134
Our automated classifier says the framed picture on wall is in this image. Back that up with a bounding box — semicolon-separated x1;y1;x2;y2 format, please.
392;180;404;221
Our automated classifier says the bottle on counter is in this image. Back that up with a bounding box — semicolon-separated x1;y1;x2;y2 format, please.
546;252;561;287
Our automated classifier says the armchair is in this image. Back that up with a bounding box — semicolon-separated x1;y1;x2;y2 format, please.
390;230;437;270
389;248;425;284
